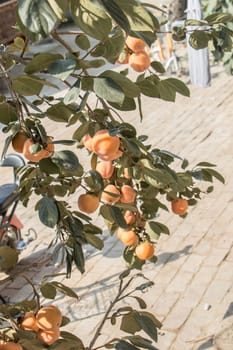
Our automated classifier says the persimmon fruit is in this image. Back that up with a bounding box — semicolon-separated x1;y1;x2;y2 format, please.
124;210;137;225
117;228;138;246
78;194;99;214
129;51;151;72
83;134;93;152
21;311;39;332
12;130;28;153
96;161;114;179
126;36;147;52
92;129;120;159
2;343;23;350
23;137;54;162
36;305;62;331
120;185;136;203
101;184;120;204
37;328;60;346
98;149;123;161
171;198;188;215
135;241;155;260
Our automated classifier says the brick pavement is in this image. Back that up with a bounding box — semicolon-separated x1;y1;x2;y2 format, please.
0;58;233;350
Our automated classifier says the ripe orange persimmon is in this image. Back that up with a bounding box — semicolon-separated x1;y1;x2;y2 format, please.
2;342;23;350
135;241;155;260
124;210;137;225
36;305;62;331
37;328;60;346
125;36;147;52
96;161;114;179
92;130;120;159
101;184;120;204
78;194;99;214
23;137;54;162
123;168;131;179
12;130;28;153
21;311;39;332
129;51;151;72
120;185;136;204
83;134;93;152
171;198;188;215
98;149;123;161
117;228;138;246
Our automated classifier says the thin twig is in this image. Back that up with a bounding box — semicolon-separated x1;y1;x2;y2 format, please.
20;274;41;310
51;30;74;53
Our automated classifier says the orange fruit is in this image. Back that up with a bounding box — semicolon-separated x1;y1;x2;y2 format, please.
125;36;147;52
12;130;28;153
135;241;155;260
83;134;93;152
120;185;136;204
123;168;131;179
78;194;99;214
171;198;188;215
117;228;138;246
23;136;54;162
36;305;62;331
101;184;120;204
21;311;39;332
2;343;23;350
98;149;123;161
129;51;151;72
92;130;120;159
37;328;60;346
124;210;137;225
96;161;114;179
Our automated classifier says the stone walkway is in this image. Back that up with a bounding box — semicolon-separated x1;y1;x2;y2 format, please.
0;56;233;350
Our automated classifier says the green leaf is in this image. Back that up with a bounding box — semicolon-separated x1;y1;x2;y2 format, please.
18;0;58;37
189;30;210;49
100;0;131;34
94;77;125;104
84;170;104;191
145;221;170;241
205;13;233;25
37;197;59;228
75;34;91;50
134;314;158;342
12;75;45;96
0;246;19;270
201;168;225;184
24;53;63;74
181;159;189;170
120;312;141;334
101;28;125;64
163;78;190;97
0;102;18;125
100;70;140;98
50;281;79;300
47;102;73;123
196;162;216;167
150;61;166;73
133;296;147;309
136;79;160;98
51;150;83;176
40;283;57;299
115;340;140;350
73;241;85;274
84;233;104;250
70;0;112;40
127;335;159;350
63;85;81;105
108;97;136;111
48;59;77;80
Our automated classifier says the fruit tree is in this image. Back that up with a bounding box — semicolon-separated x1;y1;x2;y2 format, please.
0;1;232;349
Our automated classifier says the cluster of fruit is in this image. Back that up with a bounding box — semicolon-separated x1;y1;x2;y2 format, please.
12;131;54;162
79;129;189;261
117;35;151;72
20;305;62;346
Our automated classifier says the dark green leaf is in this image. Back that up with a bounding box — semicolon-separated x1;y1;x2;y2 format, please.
40;283;57;299
135;314;158;342
24;53;63;74
51;150;83;176
100;0;131;34
37;197;59;228
75;34;91;50
48;59;77;80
